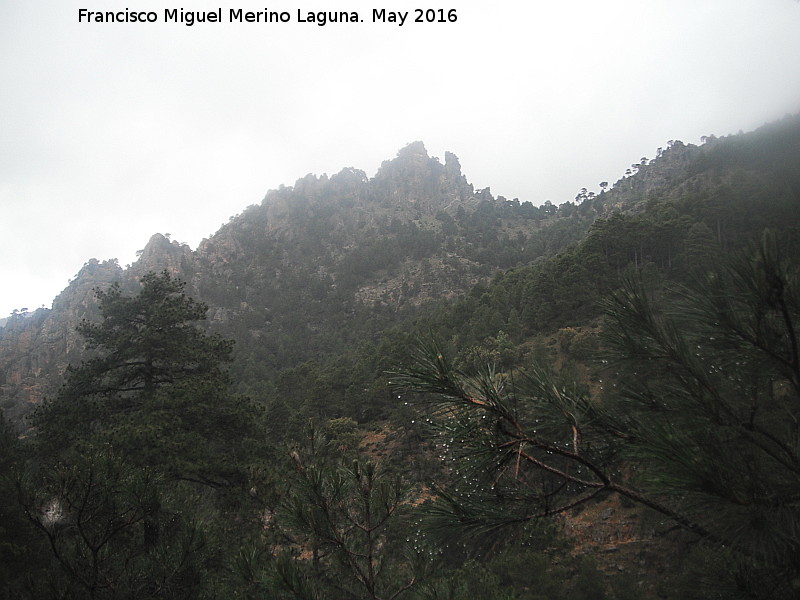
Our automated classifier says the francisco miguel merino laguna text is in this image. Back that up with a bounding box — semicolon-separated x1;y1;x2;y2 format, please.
78;7;458;26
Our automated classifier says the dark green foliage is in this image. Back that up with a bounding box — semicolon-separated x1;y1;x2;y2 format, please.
11;272;269;598
0;413;42;600
413;549;610;600
601;231;800;597
392;339;631;538
395;231;800;598
240;424;423;600
397;118;800;357
74;270;231;396
34;271;261;485
16;451;214;600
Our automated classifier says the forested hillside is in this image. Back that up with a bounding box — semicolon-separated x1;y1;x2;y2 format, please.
1;114;799;599
0;140;597;423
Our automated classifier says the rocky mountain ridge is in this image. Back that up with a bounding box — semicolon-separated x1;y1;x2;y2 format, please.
0;141;562;422
3;116;799;425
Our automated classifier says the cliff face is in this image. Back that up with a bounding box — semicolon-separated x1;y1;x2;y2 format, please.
130;233;194;278
0;258;122;422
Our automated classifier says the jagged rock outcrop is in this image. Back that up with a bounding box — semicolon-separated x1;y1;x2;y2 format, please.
130;233;194;278
371;142;476;213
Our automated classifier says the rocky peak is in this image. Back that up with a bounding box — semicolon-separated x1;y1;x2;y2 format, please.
371;142;476;214
444;151;464;181
131;233;193;278
374;141;439;183
52;258;122;312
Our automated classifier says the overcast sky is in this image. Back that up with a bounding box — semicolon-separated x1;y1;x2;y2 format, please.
1;0;799;316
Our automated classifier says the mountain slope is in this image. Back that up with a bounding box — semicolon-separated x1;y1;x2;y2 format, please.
2;115;800;425
0;142;591;422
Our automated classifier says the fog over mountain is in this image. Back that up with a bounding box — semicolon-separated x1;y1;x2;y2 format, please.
1;112;799;598
2;0;799;316
3;115;799;426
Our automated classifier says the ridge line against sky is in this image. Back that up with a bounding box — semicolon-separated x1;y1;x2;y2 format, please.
2;0;800;316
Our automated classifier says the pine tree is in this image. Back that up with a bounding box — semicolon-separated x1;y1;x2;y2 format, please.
395;231;800;598
16;449;212;600
18;271;266;598
241;423;422;600
34;270;260;486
